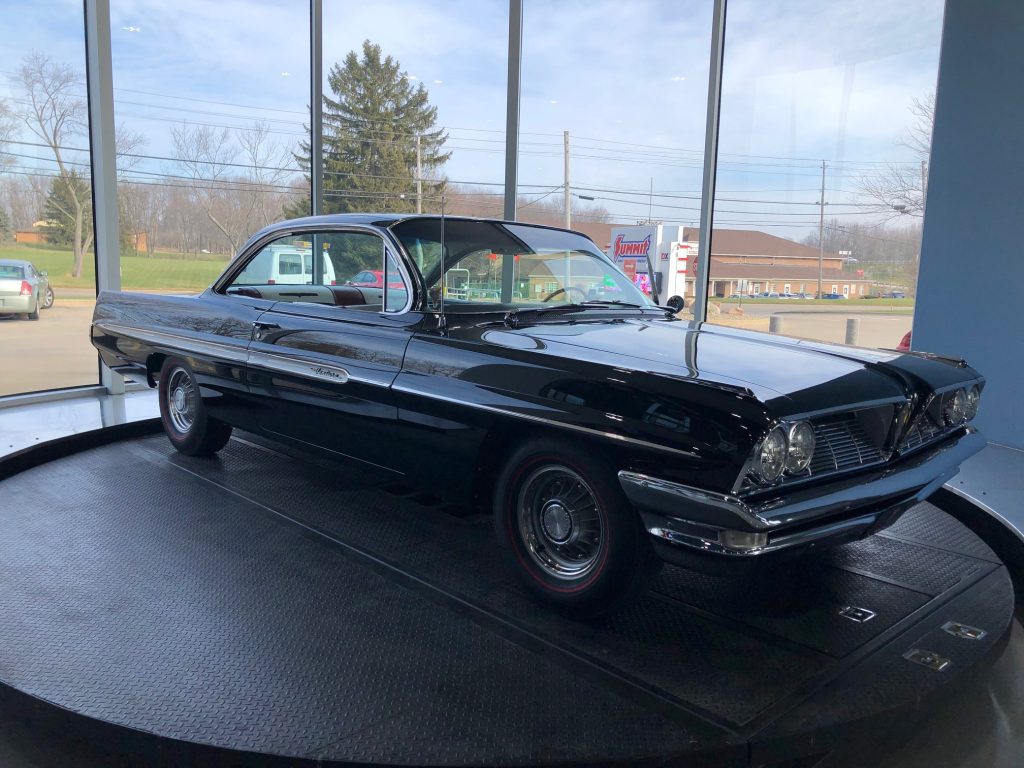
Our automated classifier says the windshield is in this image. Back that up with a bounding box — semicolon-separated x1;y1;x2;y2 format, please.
391;218;655;312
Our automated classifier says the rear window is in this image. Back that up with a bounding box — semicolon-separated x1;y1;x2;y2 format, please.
0;265;25;279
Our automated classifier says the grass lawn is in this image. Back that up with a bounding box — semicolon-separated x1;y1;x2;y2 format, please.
0;244;230;292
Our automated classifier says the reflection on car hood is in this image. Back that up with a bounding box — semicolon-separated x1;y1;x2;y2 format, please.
476;317;967;414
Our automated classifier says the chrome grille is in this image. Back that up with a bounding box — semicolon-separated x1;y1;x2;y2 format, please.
900;413;945;452
808;414;884;475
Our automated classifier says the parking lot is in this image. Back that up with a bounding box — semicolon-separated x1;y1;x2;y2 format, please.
0;300;98;397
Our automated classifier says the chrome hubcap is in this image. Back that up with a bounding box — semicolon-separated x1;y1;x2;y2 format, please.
517;465;603;581
165;368;195;434
541;502;573;544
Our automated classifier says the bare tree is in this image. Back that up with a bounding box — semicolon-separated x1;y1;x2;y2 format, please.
0;98;17;171
11;53;91;276
0;174;48;231
859;93;934;219
237;120;294;228
171;122;255;253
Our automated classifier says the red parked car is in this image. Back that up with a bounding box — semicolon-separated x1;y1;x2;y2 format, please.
348;269;405;290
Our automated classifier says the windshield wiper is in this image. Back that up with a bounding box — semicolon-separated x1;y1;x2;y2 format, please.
575;300;646;308
503;300;660;328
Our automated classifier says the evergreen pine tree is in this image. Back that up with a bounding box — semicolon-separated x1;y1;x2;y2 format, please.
286;41;450;217
0;206;12;243
42;171;92;248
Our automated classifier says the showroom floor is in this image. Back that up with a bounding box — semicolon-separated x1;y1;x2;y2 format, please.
3;626;1020;768
0;394;1021;766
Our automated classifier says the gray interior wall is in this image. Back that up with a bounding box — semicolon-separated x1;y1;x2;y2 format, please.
916;0;1024;449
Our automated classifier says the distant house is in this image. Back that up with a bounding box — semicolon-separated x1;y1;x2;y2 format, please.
579;222;872;298
680;227;871;297
14;221;50;245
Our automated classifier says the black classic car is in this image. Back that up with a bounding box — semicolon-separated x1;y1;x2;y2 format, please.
91;214;985;615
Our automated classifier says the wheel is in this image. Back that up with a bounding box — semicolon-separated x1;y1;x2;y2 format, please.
493;439;661;617
26;300;39;320
157;357;232;456
42;287;54;309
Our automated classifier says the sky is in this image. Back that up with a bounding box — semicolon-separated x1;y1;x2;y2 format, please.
0;0;946;240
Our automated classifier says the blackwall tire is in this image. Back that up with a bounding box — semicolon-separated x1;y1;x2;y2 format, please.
42;287;54;309
493;439;661;618
157;357;232;456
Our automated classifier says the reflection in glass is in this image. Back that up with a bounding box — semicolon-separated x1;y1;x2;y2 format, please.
0;7;99;395
705;0;943;349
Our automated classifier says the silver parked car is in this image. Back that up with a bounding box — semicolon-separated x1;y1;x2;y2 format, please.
0;259;54;320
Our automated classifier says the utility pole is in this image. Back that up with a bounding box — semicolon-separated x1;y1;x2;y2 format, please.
563;130;571;228
816;160;827;299
415;134;422;214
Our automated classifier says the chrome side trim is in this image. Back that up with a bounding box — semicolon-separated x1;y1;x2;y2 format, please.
95;322;248;363
247;350;351;385
622;427;986;550
648;511;879;557
392;383;700;459
619;471;771;530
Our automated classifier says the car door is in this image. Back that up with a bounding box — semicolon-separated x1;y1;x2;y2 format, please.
237;227;419;471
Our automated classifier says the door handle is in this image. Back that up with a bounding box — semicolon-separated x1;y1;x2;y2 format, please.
252;321;280;341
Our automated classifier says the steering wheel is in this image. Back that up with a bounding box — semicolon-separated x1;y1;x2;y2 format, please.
541;286;588;303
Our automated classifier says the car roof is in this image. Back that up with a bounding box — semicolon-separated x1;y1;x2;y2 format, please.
0;259;30;267
245;213;598;248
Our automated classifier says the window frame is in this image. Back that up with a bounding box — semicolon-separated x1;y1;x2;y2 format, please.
213;224;417;315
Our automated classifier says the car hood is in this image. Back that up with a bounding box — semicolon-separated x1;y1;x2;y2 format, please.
474;317;976;415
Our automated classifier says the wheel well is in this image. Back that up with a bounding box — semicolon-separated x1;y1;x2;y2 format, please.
145;353;167;387
471;422;614;513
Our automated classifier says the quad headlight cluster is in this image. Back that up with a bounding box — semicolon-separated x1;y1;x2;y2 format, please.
751;421;816;484
942;384;981;426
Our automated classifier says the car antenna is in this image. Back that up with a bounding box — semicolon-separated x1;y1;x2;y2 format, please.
438;194;447;332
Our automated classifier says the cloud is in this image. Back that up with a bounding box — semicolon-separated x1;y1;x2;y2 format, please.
0;0;947;238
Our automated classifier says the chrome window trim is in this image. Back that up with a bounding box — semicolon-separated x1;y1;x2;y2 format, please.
214;223;417;316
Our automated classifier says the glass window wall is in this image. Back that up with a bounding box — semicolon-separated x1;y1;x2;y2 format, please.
704;0;944;349
520;0;713;308
0;1;98;396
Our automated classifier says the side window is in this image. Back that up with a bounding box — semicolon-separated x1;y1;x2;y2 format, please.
225;230;410;312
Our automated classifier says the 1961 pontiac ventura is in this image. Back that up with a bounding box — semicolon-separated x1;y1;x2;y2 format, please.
92;215;985;615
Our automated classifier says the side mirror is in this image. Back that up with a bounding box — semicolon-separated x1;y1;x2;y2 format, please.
666;295;685;312
40;271;48;277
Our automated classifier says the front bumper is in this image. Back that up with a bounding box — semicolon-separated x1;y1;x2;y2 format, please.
0;295;35;314
619;427;986;558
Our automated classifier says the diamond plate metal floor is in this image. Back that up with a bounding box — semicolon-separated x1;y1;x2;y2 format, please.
0;431;1015;767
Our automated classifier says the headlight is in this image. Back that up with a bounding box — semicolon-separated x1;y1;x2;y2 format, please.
785;421;816;473
942;388;968;425
753;426;787;483
965;384;980;421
